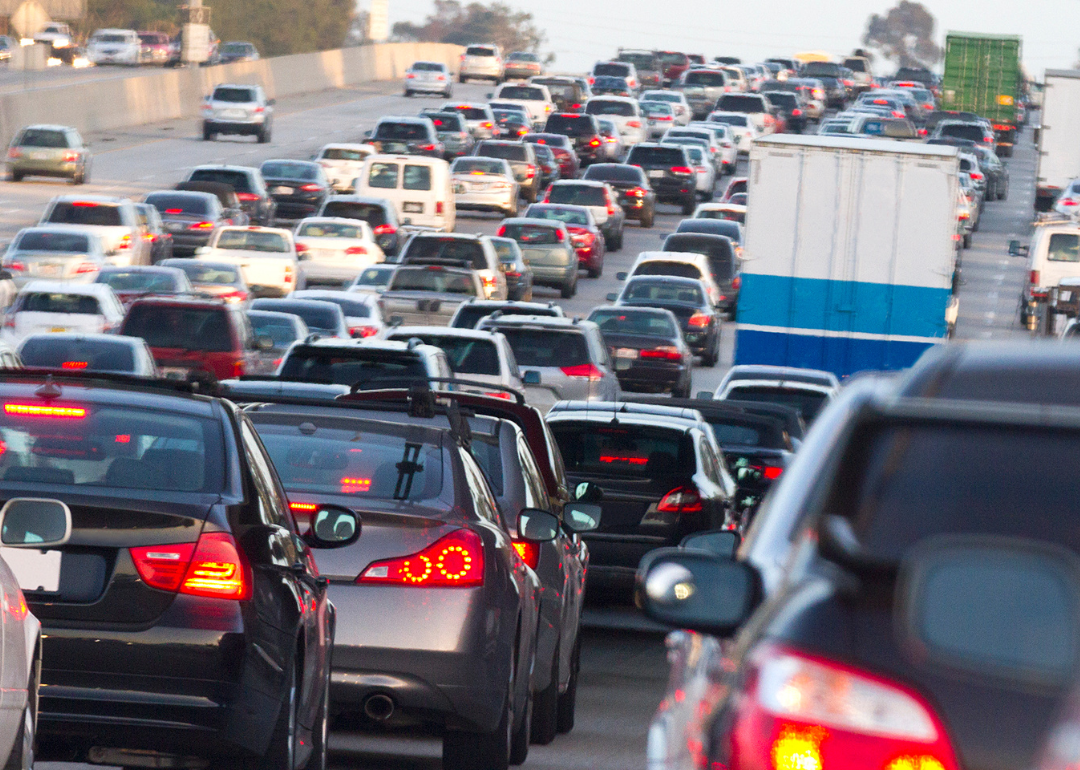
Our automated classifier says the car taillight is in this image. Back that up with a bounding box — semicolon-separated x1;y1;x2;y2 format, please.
299;183;323;192
763;465;783;480
1062;198;1079;207
236;192;259;201
418;144;437;152
629;187;646;197
496;225;507;237
350;325;379;338
358;528;484;587
969;172;983;181
4;402;86;418
284;264;294;284
373;224;396;236
221;289;248;303
627;120;641;128
7;148;21;159
512;540;539;569
607;202;617;215
436;201;445;215
61;361;88;370
253;106;265;114
74;262;98;275
118;234;131;249
1031;270;1041;286
295;242;309;254
130;532;251;600
732;275;741;291
656;485;702;513
525;164;536;179
232;359;244;378
62;151;79;162
344;246;368;255
688;312;711;327
482;121;493;129
406;73;416;79
589;137;601;147
671;166;693;175
482;275;497;290
640;346;682;360
792;108;802;116
560;363;603;380
730;645;958;770
189;221;215;230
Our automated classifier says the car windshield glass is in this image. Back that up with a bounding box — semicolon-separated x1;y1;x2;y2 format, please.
189;169;254;193
215;230;289;253
586;100;634;117
123;305;231;351
658;52;687;64
624;279;703;304
547;185;606;206
321;202;387;226
528;207;588;225
619;53;656;68
392;335;499;375
17;129;68;148
146;194;210;216
261;162;318;180
664;236;734;279
213;87;255;103
545;115;594;136
171;262;240;284
634;261;703;280
684;71;724;86
454;159;507;175
501;223;561;245
279;349;429;388
403;165;431;191
584;165;642;184
405;237;487;269
297;222;363;239
412;62;443;71
249;314;303;345
16;231;89;252
250;415;442;501
718;95;766;112
707;420;785;448
498;329;587;367
641;103;673;117
454;304;557;328
374;123;428;140
552;424;691;478
627;146;684;165
1048;233;1080;262
500;86;544;100
390;267;476;294
353;266;393;287
589;309;676;337
20;292;101;314
594;63;629;77
220;42;251;54
253;301;339;331
466;46;494;56
710;114;748;126
0;405;223;492
99;271;178;293
478;143;527;161
426;114;465;131
765;92;797;108
46;203;122;227
93;33;130;44
19;337;136;372
295;295;370;317
725;385;828;422
939;123;985;142
320;147;368;161
594;78;628;90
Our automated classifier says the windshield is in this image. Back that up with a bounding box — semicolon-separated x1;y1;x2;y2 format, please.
189;169;255;193
710;114;748;127
391;335;499;375
15;231;90;253
145;194;211;216
477;143;528;161
171;262;240;284
725;385;828;422
390;267;476;294
296;222;364;239
321;201;387;226
19;337;138;373
497;329;587;367
627;146;685;165
404;237;487;269
453;159;508;176
16;129;69;148
589;309;676;337
320;147;368;161
19;292;101;315
123;305;232;351
98;270;179;293
279;349;429;388
212;88;255;103
500;86;544;100
528;207;588;226
353;266;393;288
214;229;290;253
586;100;635;117
261;162;318;181
46;203;122;227
374;122;429;140
552;423;692;479
594;63;629;77
249;313;304;345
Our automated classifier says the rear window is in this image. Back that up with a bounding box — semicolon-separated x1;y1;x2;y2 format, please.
586;100;635;117
301;295;370;318
16;129;69;148
449;106;489;120
20;336;137;372
391;335;499;375
261;162;318;181
0;404;223;492
15;231;89;253
145;194;211;216
545;114;597;136
453;304;559;329
939;123;986;142
801;62;841;76
641;102;674;117
374;122;429;140
764;92;797;108
189;169;254;193
19;292;102;315
212;87;255;103
624;279;704;305
618;53;658;69
684;71;725;86
708;420;783;448
664;235;734;280
389;267;476;294
122;305;233;352
500;223;562;245
583;165;644;184
319;147;369;161
1048;233;1080;263
547;185;606;207
403;165;431;191
499;86;544;100
627;146;685;166
453;158;508;175
593;63;630;77
249;313;303;345
278;348;429;388
724;385;828;422
717;95;767;113
658;52;688;65
477;143;528;162
353;266;394;288
426;114;466;132
528;207;588;226
710;114;748;127
404;237;487;269
634;260;703;280
252;301;339;331
411;61;444;71
45;202;122;227
171;262;240;284
466;46;495;57
552;423;692;478
321;201;387;227
98;270;180;293
296;222;363;239
250;414;443;501
589;309;676;337
496;329;587;367
214;229;290;253
843;58;867;73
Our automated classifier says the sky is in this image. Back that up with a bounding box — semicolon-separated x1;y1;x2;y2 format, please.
384;0;1080;77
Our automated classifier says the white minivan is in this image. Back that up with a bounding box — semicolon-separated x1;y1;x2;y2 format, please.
353;154;456;232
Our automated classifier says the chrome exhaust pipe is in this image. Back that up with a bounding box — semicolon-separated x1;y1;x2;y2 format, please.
363;693;395;721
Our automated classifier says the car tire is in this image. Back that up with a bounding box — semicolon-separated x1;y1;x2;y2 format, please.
3;701;32;770
640;209;654;228
963;232;972;249
612;230;623;251
556;635;580;734
8;171;21;182
587;260;602;279
681;198;695;216
531;644;560;745
560;276;577;298
443;693;511;770
445;88;453;98
237;658;299;770
459;74;467;83
509;675;532;765
258;127;271;144
404;90;412;97
701;334;719;367
302;658;330;770
202;125;214;141
674;381;692;399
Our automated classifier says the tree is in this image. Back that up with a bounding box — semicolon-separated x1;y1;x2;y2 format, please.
862;1;942;69
393;0;546;57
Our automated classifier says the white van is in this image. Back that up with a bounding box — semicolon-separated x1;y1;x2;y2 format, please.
87;29;141;66
353;154;456;232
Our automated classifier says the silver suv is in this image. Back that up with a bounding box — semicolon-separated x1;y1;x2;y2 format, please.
459;44;504;84
202;83;275;143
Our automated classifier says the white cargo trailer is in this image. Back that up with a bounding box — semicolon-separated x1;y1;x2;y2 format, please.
735;135;960;378
1035;70;1080;211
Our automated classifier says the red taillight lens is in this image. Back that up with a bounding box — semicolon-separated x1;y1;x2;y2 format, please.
62;361;88;370
969;172;983;181
295;242;308;253
299;183;323;192
436;201;445;215
640;346;682;360
1031;270;1041;286
372;224;396;236
496;225;507;237
189;221;215;230
589;137;601;147
350;325;379;338
344;246;368;255
688;312;711;327
560;363;603;380
657;485;702;513
792;108;802;116
671;166;693;175
74;262;98;274
289;502;318;513
512;540;540;569
130;542;196;592
358;528;484;587
232;359;244;378
627;120;642;128
235;192;259;201
118;234;131;249
732;275;742;291
1061;198;1079;207
131;532;250;600
62;151;79;162
6;149;21;159
763;465;783;480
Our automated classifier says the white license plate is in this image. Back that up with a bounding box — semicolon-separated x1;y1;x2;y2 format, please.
615;348;639;359
384;143;407;153
37;264;61;276
224;109;246;119
273;186;294;195
30;151;49;160
648;170;664;179
403;202;424;213
1;548;62;592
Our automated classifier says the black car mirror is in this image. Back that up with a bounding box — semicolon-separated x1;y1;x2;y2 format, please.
680;529;740;558
605;292;617;302
695;390;713;400
573;481;603;502
1008;240;1028;257
304;504;360;548
522;370;541;385
0;498;72;548
518;508;559;542
636;547;760;635
563;502;601;532
615;271;628;281
255;335;274;351
363;130;373;140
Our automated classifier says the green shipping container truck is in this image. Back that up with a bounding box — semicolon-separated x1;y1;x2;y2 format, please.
941;32;1022;157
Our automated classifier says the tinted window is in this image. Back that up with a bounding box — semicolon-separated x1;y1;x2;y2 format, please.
374;122;429;140
710;114;748;127
404;237;487;269
589;309;677;337
389;267;476;294
634;260;704;280
500;223;561;245
251;301;339;332
497;329;588;367
249;313;303;345
123;306;232;351
20;292;102;314
453;304;559;329
725;385;828;422
321;201;387;226
215;230;289;253
939;123;986;142
717;95;767;113
426;114;466;131
19;337;136;372
586;100;635;117
627;146;685;166
189;169;254;193
618;53;658;69
547;185;606;206
684;71;725;86
213;87;256;103
46;203;122;227
545;115;597;136
261;162;318;180
449;106;489;120
764;92;798;109
17;129;69;148
593;63;630;77
552;423;691;478
624;279;704;304
453;159;508;175
170;262;240;284
1048;233;1080;262
145;194;211;216
583;165;644;184
843;58;867;72
16;231;89;252
466;46;495;56
320;147;369;161
411;61;444;71
477;143;528;161
664;235;734;280
390;335;499;375
500;86;544;100
527;207;588;225
98;270;181;293
278;349;428;388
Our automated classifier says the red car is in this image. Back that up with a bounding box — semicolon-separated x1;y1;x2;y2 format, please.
523;133;580;179
524;203;606;278
657;51;691;86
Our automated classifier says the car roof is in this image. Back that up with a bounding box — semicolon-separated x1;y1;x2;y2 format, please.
636;250;710;265
47;195;127;205
723;365;839;389
500;217;567;228
457;299;563;312
21;280;116;297
18;332;140;345
587;95;637;104
322;195;392;206
216;225;292;236
127;294;227;308
479;314;591;330
625;274;705;287
245;401;452;444
387;326;502;341
191;164;257;174
545;404;698;431
550;179;606;188
247;309;305;322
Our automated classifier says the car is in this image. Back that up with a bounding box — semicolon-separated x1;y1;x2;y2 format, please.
218;40;259;63
419;111;475;160
38;195;150;266
318;196;403;257
276;337;452;389
596;118;625;161
543;113;605;166
475;314;620;401
640;101;678;139
6;124;91;184
714;364;839;424
530;143;561;189
624;143;697;214
404;60;453;96
249;297;350;339
496;219;577;298
676;69;730;119
546;399;735;595
591;76;633;97
449;299;565;330
353;154;456;232
490;236;534;301
120;294;264;380
95;265;192;308
657;50;691;85
312;143;375;192
133;202;175;263
931;119;996;149
195;226;297;297
523;203;606;278
491;108;531;140
490;82;554;127
677;216;744;251
292;217;385;288
589;61;638;92
348;264;397;295
582;163;657;227
399;232;506;300
706;111;759;154
678;143;717;201
1;227;108;288
385;325;525;395
720;176;747;202
690;201;746;225
86;28;140;65
290;289;384;339
530;76;589;113
378;262;484;326
522;133;579;180
367;116;444;158
245;309;309;373
714;92;777;135
201;83;274;142
143;190;231;256
259;160;330;222
185;165;276;226
459;43;504;83
504;51;543;80
762;90;807;132
451;157;520;217
661;232;741;313
0;370;356;769
137;30;171;64
640;90;693;126
2;281;125;345
586;305;693;396
473;140;541;203
609;274;722;365
540;180;625;250
663;125;727;173
440;102;498;140
584;96;646;146
158;258;250;303
616;49;663;88
17;331;158;375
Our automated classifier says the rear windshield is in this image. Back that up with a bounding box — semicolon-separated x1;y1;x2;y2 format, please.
391;335;499;375
707;419;785;448
627;146;685;166
801;62;840;76
593;63;630;77
261;162;318;180
15;231;89;253
19;292;102;315
249;313;303;345
46;202;122;227
16;129;69;148
214;230;290;253
390;267;476;294
466;46;495;56
586;100;635;117
453;304;559;329
252;301;339;331
624;279;704;305
300;295;369;318
353;266;394;288
250;414;442;501
0;405;223;492
122;305;233;351
641;102;674;117
411;61;444;71
319;147;369;161
664;235;734;279
296;222;364;239
477;143;528;162
20;337;136;372
426;114;466;132
764;92;797;108
93;33;131;44
634;260;703;280
497;329;588;367
843;58;867;72
213;87;255;103
453;158;508;176
584;165;643;184
589;309;676;337
684;71;725;86
710;114;748;127
98;270;180;293
725;385;828;422
501;223;562;245
374;122;429;140
939;123;985;142
189;169;254;193
500;86;545;100
171;262;240;284
547;185;606;206
594;77;629;90
404;237;487;269
321;201;387;227
145;194;211;216
528;207;588;226
545;115;597;136
618;53;658;69
279;348;429;388
448;106;489;120
717;95;767;113
658;52;688;65
552;423;692;478
1048;233;1080;262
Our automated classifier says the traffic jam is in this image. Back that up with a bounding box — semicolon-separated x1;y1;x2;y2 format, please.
0;25;1073;770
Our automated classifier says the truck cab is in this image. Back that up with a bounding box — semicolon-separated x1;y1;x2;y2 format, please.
1013;221;1080;334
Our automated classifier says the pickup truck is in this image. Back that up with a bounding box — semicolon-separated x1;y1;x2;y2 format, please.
195;226;298;297
377;262;482;326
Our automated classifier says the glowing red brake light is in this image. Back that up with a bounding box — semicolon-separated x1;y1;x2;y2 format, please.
130;542;195;592
289;502;318;512
589;137;601;147
496;225;506;237
165;208;183;215
372;224;396;236
358;528;484;587
61;361;88;370
671;166;693;175
763;465;783;480
688;312;711;327
560;363;603;380
344;246;368;255
131;532;250;600
189;221;215;230
71;201;99;207
235;192;259;202
4;403;86;418
512;540;540;569
1031;270;1041;286
640;346;682;360
657;485;702;513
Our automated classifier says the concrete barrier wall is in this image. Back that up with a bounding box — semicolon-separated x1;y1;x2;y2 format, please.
0;42;463;148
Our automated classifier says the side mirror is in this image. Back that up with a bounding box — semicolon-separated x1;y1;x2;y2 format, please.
636;547;760;635
303;504;360;548
518;508;560;542
574;481;603;502
563;502;600;532
486;92;494;99
0;498;72;548
605;292;618;302
402;217;412;226
388;315;404;327
363;130;373;139
522;370;541;385
255;334;274;351
816;513;892;572
615;271;628;281
695;390;714;400
680;529;740;558
1008;240;1028;257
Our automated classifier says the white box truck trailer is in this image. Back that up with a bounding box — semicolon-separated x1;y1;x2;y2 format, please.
1035;69;1080;212
734;135;960;378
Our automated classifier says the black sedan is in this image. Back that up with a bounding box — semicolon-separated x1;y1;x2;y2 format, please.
587;305;693;397
144;190;233;256
258;159;330;222
609;274;722;366
583;163;657;227
492;109;531;140
2;370;358;770
523;133;580;180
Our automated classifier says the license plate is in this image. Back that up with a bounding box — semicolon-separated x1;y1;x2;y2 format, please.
1;548;61;592
403;202;424;214
384;143;407;153
615;358;633;371
273;186;293;195
615;348;639;359
37;264;61;276
161;367;190;379
648;170;664;179
224;109;246;119
30;151;49;160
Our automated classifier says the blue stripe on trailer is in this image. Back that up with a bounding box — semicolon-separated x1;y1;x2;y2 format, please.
733;328;940;377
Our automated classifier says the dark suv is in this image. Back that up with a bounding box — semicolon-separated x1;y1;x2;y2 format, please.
185;165;275;226
583;163;657;227
543;113;604;166
625;143;696;214
1;371;358;769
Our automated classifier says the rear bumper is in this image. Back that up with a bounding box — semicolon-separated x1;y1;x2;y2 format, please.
614;361;686;392
167;231;214;254
531;264;576;287
406;80;451;93
203;120;263;136
582;533;672;588
9;159;78;177
271;199;323;221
